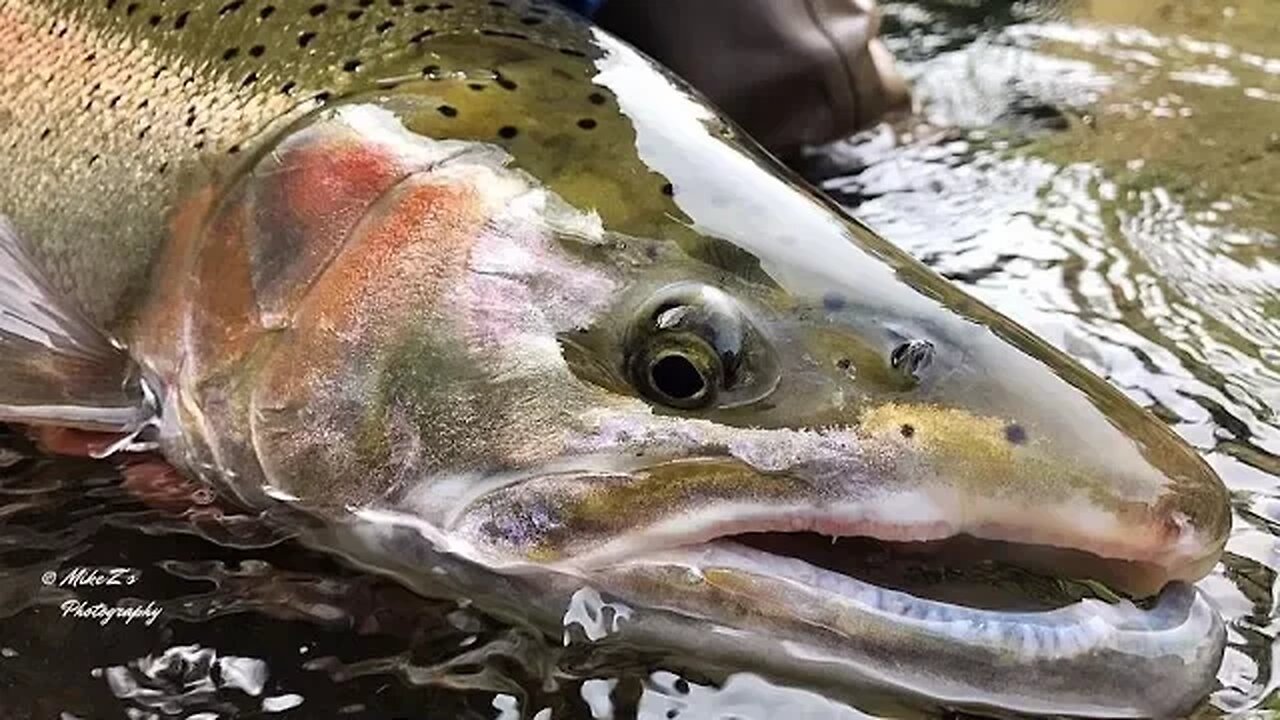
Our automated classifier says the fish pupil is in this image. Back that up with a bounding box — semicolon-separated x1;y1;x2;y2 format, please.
650;354;706;402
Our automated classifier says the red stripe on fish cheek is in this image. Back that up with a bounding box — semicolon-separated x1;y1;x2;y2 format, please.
249;137;420;320
295;178;485;329
187;185;267;377
130;185;216;378
247;177;490;501
276;141;402;220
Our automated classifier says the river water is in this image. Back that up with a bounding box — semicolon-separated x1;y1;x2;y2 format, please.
1;1;1277;718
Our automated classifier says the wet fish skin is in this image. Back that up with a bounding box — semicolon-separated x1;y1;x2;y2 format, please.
0;0;592;328
0;1;1232;716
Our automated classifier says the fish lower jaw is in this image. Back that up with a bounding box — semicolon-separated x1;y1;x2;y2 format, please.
581;539;1226;719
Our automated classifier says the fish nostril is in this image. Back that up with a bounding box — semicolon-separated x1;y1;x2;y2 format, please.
890;339;935;381
1004;423;1028;445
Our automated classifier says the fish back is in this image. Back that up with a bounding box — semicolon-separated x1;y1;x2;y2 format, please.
0;0;588;328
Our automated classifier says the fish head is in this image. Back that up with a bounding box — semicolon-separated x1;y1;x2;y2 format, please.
151;24;1228;602
143;25;1229;715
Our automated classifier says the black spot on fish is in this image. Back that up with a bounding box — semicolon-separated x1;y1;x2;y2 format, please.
39;128;50;141
498;125;518;139
521;16;542;25
660;182;674;196
437;2;454;9
489;0;507;6
346;9;364;20
125;3;139;16
588;92;607;105
1005;423;1028;445
298;31;317;47
493;72;517;90
280;81;296;94
667;711;679;719
359;0;375;6
468;82;486;91
577;118;597;130
437;104;458;117
342;59;362;72
308;3;328;16
259;5;276;19
390;0;405;5
222;47;240;61
249;44;265;57
88;154;100;166
410;28;436;43
108;94;121;108
900;424;916;439
137;125;150;139
148;14;162;26
413;3;431;11
376;19;395;32
106;0;118;10
313;90;333;103
219;0;245;16
241;71;258;87
822;292;847;311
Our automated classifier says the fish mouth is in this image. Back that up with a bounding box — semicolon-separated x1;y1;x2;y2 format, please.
569;524;1226;718
588;538;1224;718
440;477;1225;716
539;496;1223;601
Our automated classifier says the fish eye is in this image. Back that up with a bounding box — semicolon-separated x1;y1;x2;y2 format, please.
624;283;778;410
638;342;720;409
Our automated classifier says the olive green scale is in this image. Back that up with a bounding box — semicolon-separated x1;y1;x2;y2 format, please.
0;0;695;329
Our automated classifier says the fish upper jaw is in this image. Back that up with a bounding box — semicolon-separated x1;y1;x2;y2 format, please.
445;454;1226;599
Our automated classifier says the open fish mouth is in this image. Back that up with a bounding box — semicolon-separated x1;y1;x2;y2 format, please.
535;502;1220;600
432;466;1226;718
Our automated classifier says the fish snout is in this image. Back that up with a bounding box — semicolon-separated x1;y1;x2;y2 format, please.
849;398;1230;596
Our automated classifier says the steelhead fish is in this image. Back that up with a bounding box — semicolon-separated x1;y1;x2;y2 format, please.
0;1;1230;716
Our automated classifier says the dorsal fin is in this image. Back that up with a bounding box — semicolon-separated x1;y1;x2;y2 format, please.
0;216;152;431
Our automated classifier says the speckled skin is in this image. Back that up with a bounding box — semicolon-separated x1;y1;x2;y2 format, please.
0;0;595;327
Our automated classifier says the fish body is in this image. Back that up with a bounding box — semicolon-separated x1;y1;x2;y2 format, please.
0;1;1231;716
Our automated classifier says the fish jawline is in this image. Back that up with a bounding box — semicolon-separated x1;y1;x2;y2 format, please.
336;506;1224;718
584;539;1225;718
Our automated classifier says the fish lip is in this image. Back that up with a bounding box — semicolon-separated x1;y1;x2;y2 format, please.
547;502;1222;598
618;540;1226;718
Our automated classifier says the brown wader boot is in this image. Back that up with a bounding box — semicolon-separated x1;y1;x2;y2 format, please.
594;0;911;158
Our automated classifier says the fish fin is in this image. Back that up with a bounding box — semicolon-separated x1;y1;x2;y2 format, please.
0;215;153;432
